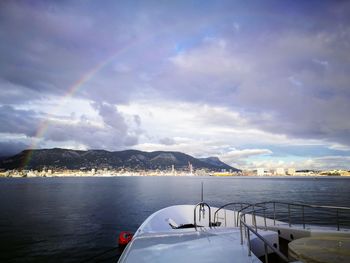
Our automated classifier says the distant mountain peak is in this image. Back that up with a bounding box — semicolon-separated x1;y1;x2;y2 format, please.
0;148;240;172
199;156;237;171
205;156;221;162
151;153;177;162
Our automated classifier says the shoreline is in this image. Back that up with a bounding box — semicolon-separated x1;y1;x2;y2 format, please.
0;174;349;178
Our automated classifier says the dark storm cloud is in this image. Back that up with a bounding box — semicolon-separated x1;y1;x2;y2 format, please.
0;141;29;158
43;121;137;150
0;104;139;154
91;102;128;134
1;0;350;157
149;2;350;146
89;102;140;147
0;79;46;104
159;137;176;145
0;1;142;102
0;105;39;137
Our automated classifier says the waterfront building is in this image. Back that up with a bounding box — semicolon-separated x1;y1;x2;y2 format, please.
257;168;265;176
287;168;296;176
276;168;285;175
188;162;193;175
27;171;36;177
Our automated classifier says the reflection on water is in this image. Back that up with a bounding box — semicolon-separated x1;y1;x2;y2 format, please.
0;176;349;262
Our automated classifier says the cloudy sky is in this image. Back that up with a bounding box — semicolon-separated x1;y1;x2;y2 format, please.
1;0;350;170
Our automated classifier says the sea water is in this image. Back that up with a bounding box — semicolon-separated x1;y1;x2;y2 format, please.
0;176;349;262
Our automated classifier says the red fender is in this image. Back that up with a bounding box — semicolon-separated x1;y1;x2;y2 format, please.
118;231;133;246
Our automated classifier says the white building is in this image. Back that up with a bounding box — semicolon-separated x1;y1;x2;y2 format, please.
188;162;193;175
257;168;265;176
276;168;285;175
287;168;296;176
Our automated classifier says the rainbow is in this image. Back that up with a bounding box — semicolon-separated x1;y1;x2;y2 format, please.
20;14;222;169
21;39;140;169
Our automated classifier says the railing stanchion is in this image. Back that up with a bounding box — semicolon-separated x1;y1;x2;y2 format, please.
247;228;251;256
264;205;267;230
288;204;291;227
234;209;236;227
240;221;243;245
253;205;258;232
193;202;212;229
336;208;340;231
273;202;276;226
224;209;227;227
238;201;350;263
239;204;290;262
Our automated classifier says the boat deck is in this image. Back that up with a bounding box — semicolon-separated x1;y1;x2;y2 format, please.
119;228;261;263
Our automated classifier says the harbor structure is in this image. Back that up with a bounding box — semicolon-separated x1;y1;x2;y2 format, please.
287;168;296;176
276;168;285;175
188;162;193;175
257;168;265;176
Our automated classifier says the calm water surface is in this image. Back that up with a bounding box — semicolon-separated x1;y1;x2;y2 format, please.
0;176;349;262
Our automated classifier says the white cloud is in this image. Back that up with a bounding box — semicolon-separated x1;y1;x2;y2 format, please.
169;37;250;76
328;144;350;151
219;148;273;169
118;100;350;170
244;156;350;170
221;149;272;160
1;1;350;171
247;159;297;170
159;137;176;145
312;58;329;67
306;156;350;170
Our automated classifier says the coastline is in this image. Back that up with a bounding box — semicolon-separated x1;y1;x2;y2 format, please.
0;172;349;178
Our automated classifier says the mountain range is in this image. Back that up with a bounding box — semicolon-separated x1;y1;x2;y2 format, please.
0;148;240;172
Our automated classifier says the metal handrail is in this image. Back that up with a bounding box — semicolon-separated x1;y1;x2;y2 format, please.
213;202;251;227
250;201;350;231
261;200;350;211
194;201;349;261
236;204;267;227
193;202;212;229
238;201;350;262
239;205;290;262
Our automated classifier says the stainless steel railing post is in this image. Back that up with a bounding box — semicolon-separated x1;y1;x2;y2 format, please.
233;209;236;227
264;205;267;230
239;203;290;263
288;204;291;227
247;228;251;256
273;202;276;226
336;208;340;231
224;209;227;227
240;220;243;245
252;205;258;232
238;201;350;263
193;202;212;229
264;243;269;263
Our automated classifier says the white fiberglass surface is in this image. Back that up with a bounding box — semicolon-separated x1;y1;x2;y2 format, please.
136;205;239;235
136;205;196;234
119;228;260;263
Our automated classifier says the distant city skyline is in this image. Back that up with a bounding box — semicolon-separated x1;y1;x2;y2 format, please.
1;1;350;170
